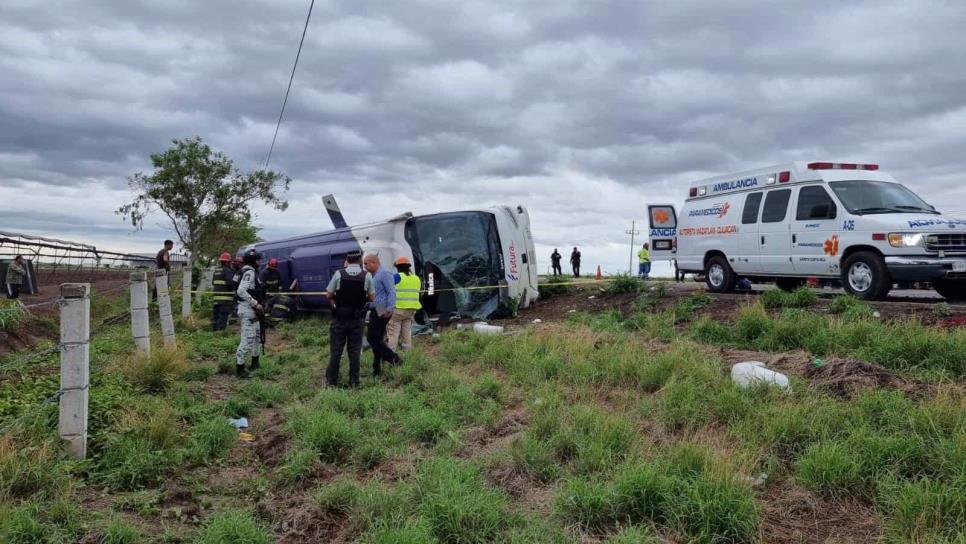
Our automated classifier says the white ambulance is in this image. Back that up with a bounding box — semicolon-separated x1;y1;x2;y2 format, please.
648;162;966;301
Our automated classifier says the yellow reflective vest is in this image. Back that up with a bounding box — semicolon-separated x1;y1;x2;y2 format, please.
395;273;422;310
638;248;651;263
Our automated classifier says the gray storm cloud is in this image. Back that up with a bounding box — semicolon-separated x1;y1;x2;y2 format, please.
2;0;966;272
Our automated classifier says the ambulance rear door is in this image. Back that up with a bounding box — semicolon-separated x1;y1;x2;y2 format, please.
647;204;677;260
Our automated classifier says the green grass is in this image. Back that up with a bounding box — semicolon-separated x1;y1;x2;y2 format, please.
196;510;272;544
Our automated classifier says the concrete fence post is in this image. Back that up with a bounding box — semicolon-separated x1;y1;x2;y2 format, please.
129;271;150;355
154;270;176;346
59;283;90;459
181;268;192;318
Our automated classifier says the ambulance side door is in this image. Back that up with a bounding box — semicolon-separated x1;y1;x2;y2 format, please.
758;188;794;274
647;204;677;260
791;184;840;276
737;191;763;273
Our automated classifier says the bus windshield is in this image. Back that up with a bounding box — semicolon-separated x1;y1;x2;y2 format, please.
405;212;504;318
828;180;938;215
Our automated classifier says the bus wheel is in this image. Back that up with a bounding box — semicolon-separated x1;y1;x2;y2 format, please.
705;255;736;293
841;251;891;300
934;280;966;302
775;277;805;292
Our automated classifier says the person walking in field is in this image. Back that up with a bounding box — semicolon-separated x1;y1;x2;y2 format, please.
570;247;581;278
638;243;651;279
388;256;421;353
152;239;174;301
364;254;400;377
550;249;562;276
5;255;26;299
234;249;265;378
325;251;374;388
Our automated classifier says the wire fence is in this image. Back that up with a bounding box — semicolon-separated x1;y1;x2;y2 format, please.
0;229;188;288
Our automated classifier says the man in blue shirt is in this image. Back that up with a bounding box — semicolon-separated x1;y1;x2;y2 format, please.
363;254;400;377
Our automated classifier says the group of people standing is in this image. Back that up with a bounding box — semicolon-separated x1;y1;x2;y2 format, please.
228;249;422;387
550;247;582;278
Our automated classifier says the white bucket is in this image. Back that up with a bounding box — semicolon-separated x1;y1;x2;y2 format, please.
731;361;789;390
472;322;504;335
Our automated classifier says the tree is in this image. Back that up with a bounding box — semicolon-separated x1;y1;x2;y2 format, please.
117;137;289;264
195;212;260;266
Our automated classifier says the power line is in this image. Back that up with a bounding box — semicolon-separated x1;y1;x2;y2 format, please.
264;0;316;171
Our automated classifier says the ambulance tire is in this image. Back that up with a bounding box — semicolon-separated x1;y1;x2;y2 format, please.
705;255;736;293
841;251;891;300
933;280;966;302
775;277;805;292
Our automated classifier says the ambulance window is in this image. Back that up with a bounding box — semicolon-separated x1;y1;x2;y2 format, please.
796;186;837;220
761;189;791;223
742;192;763;224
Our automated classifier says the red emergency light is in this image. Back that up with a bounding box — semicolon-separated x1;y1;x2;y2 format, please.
807;162;879;171
689;187;698;197
778;171;790;183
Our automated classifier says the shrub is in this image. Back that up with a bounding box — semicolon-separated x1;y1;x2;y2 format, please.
277;448;319;484
294;411;359;462
539;276;571;299
553;476;615;531
196;511;272;544
759;289;786;309
795;442;861;496
0;437;64;500
123;345;188;393
415;458;512;543
188;416;236;463
314;478;361;515
607;274;644;295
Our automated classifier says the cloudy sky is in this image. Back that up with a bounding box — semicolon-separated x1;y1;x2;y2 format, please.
2;0;966;275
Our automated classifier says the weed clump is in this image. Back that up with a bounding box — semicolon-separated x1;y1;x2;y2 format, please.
0;437;65;501
761;286;817;309
415;457;513;543
607;274;644;295
188;416;236;463
123;345;188;393
196;510;272;544
539;276;571;299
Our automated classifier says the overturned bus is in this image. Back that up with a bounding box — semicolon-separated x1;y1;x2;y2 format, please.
243;197;539;319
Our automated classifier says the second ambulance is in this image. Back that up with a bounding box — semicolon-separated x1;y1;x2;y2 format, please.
648;162;966;301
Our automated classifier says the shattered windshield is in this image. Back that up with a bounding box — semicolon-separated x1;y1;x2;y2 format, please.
406;212;503;318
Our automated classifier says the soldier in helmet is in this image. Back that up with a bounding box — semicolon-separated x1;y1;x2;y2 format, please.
234;249;265;378
211;252;235;331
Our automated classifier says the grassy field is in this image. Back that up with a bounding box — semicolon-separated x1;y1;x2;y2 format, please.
0;281;963;543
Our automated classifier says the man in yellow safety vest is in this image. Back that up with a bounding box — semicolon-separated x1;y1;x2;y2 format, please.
638;243;651;279
388;256;422;352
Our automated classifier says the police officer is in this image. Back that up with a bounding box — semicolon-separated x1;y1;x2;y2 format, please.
325;251;374;388
570;247;582;278
550;249;562;276
235;249;265;378
211;252;235;331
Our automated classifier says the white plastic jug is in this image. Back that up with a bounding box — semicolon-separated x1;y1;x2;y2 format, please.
731;361;789;390
472;322;504;335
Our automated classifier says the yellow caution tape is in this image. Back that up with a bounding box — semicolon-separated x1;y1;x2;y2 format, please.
186;277;620;297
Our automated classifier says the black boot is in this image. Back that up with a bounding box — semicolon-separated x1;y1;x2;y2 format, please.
250;356;260;371
235;364;249;378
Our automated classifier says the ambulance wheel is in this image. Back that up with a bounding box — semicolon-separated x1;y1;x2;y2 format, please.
841;251;891;300
775;277;805;292
705;255;736;293
933;280;966;302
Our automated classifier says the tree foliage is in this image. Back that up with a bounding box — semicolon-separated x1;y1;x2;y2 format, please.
117;137;289;263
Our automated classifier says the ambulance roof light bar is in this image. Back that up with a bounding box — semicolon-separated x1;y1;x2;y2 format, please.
807;162;879;171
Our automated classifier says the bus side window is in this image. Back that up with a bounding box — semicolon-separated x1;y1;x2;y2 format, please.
742;192;763;224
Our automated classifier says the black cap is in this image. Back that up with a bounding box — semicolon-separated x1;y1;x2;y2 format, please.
346;250;363;263
243;248;262;266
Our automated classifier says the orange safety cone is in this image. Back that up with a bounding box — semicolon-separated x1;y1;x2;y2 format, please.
595;265;602;280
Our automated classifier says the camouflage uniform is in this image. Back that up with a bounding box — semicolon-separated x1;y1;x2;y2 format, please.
235;265;262;368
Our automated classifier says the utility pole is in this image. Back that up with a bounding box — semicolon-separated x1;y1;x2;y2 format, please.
625;221;640;275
